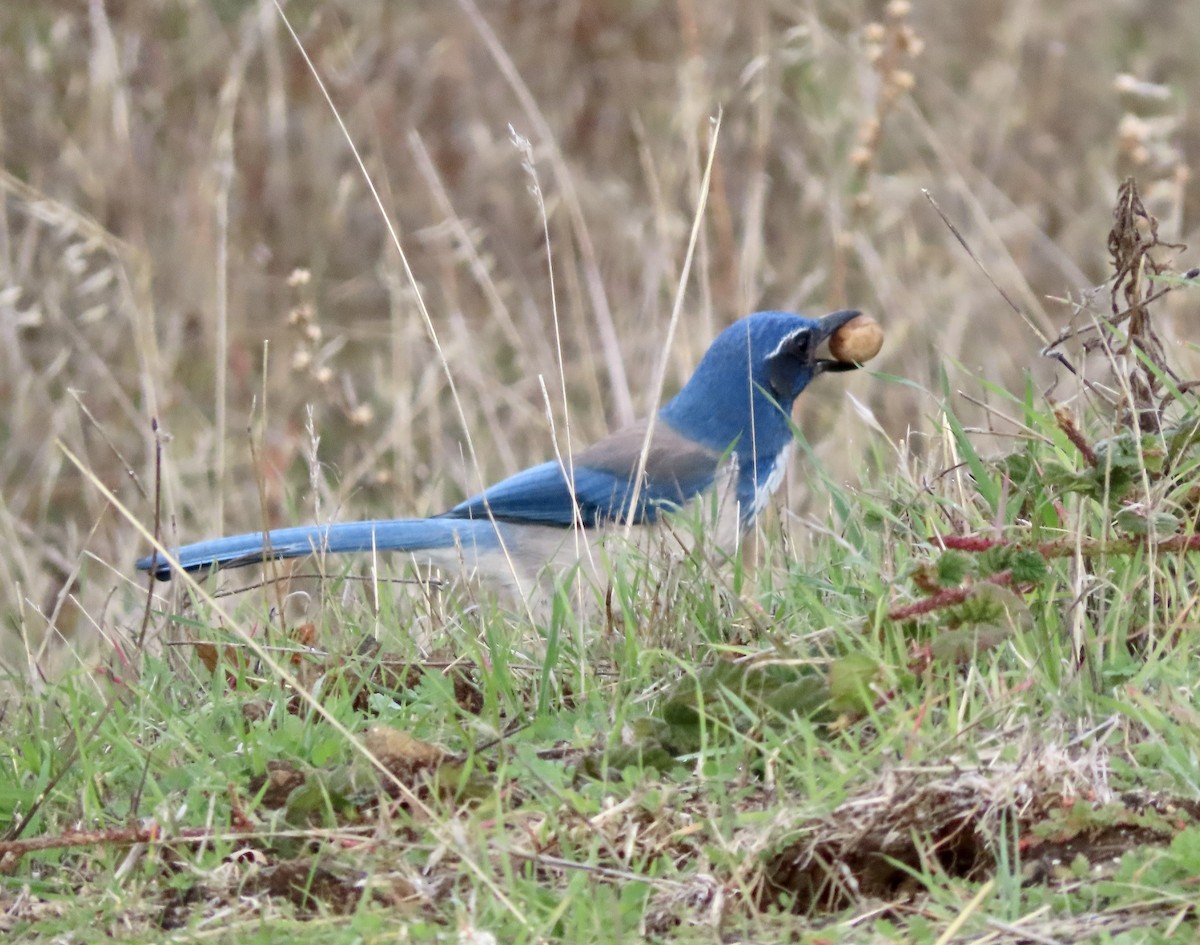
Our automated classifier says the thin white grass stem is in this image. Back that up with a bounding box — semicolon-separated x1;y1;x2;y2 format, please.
623;111;722;542
512;129;594;588
407;130;531;359
537;377;597;579
271;2;537;619
456;0;633;425
212;63;242;537
57;437;531;932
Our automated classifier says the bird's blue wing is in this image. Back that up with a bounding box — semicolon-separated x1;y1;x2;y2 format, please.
440;418;722;527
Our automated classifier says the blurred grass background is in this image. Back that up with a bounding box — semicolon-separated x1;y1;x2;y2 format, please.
1;0;1196;665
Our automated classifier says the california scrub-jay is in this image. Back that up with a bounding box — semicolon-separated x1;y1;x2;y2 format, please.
137;309;870;588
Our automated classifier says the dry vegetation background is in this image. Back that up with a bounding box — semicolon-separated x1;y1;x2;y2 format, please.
1;0;1197;662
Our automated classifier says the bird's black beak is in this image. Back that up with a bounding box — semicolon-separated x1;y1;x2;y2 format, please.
765;308;864;400
813;309;862;375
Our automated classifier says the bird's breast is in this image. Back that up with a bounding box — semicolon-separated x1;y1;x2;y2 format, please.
748;443;794;521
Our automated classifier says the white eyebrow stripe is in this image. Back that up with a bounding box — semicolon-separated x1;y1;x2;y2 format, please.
768;327;810;360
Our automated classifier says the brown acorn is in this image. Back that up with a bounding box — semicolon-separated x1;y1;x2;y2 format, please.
829;314;883;364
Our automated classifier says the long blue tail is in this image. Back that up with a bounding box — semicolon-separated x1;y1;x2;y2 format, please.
136;518;502;581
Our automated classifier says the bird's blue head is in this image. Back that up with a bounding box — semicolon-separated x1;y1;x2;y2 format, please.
659;309;862;463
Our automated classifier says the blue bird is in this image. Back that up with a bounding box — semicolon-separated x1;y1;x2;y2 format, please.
137;310;866;588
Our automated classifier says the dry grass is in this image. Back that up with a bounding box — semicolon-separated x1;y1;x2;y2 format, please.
1;0;1195;668
3;3;1200;940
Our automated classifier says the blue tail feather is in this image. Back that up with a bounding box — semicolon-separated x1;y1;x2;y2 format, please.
136;518;502;581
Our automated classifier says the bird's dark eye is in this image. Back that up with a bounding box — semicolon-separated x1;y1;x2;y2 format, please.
766;329;813;398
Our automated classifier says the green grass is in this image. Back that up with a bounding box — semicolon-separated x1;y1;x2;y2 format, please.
8;376;1200;940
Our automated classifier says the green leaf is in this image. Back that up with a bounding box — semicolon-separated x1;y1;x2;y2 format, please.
938;374;998;512
1114;506;1179;538
1009;550;1048;584
936;550;972;585
930;623;1012;663
1168;825;1200;872
827;653;880;715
